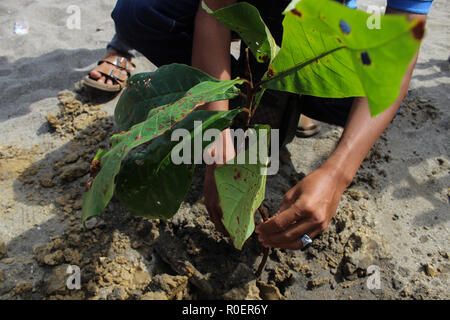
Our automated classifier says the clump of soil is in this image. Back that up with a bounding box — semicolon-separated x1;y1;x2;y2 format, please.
32;218;168;300
27;91;113;205
45;90;110;140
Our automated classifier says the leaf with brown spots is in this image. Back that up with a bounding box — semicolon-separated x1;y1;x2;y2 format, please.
115;64;239;131
261;0;424;116
82;78;243;224
214;125;270;250
115;109;241;219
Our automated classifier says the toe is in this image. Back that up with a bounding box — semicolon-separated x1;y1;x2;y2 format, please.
98;76;106;84
90;69;101;80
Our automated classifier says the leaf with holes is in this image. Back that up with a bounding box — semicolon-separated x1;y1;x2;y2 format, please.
261;0;424;116
82;78;243;224
202;1;278;64
115;64;240;131
214;125;270;250
115;109;242;219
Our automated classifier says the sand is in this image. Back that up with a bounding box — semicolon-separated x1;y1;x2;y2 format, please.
0;0;448;299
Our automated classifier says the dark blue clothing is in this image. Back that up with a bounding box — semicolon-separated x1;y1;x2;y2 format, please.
109;0;433;66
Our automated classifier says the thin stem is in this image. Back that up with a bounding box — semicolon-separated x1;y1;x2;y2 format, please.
258;204;269;220
256;248;269;278
250;88;266;119
255;204;270;278
245;47;254;87
246;93;255;127
243;47;257;126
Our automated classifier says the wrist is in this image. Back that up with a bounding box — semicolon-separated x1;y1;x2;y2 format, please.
320;159;354;189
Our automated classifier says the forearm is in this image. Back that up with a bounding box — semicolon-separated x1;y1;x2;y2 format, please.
192;0;236;111
322;9;427;186
192;1;237;163
321;91;409;187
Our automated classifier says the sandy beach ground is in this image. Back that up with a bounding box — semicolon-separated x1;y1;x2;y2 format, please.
0;0;448;299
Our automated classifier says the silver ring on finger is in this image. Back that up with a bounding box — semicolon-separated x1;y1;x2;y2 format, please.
300;234;313;249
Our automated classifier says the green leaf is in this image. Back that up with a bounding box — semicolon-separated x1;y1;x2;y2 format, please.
261;0;424;116
202;1;279;63
214;124;270;250
115;64;238;131
82;78;243;224
115;109;242;219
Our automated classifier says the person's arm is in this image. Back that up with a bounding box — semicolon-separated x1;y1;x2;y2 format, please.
192;0;236;111
193;0;237;234
255;9;428;249
192;0;236;163
328;9;426;185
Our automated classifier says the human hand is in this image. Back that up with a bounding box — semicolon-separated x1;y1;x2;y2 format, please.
255;166;349;249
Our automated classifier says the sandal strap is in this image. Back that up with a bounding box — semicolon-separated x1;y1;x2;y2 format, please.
98;56;135;75
95;63;128;83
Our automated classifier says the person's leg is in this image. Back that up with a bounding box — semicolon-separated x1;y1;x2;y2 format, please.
111;0;200;67
88;38;135;88
298;96;354;127
107;34;138;58
87;0;199;91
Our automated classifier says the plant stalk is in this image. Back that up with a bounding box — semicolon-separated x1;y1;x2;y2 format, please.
255;204;270;277
244;47;257;126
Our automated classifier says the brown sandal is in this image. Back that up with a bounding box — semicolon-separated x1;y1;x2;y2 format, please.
83;56;135;93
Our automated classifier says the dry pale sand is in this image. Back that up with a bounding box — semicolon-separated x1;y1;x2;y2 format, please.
0;0;448;299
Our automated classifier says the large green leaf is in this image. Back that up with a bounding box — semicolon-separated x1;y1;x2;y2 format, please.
115;109;242;219
261;0;424;116
115;64;238;131
214;125;270;250
82;78;243;224
202;1;278;64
